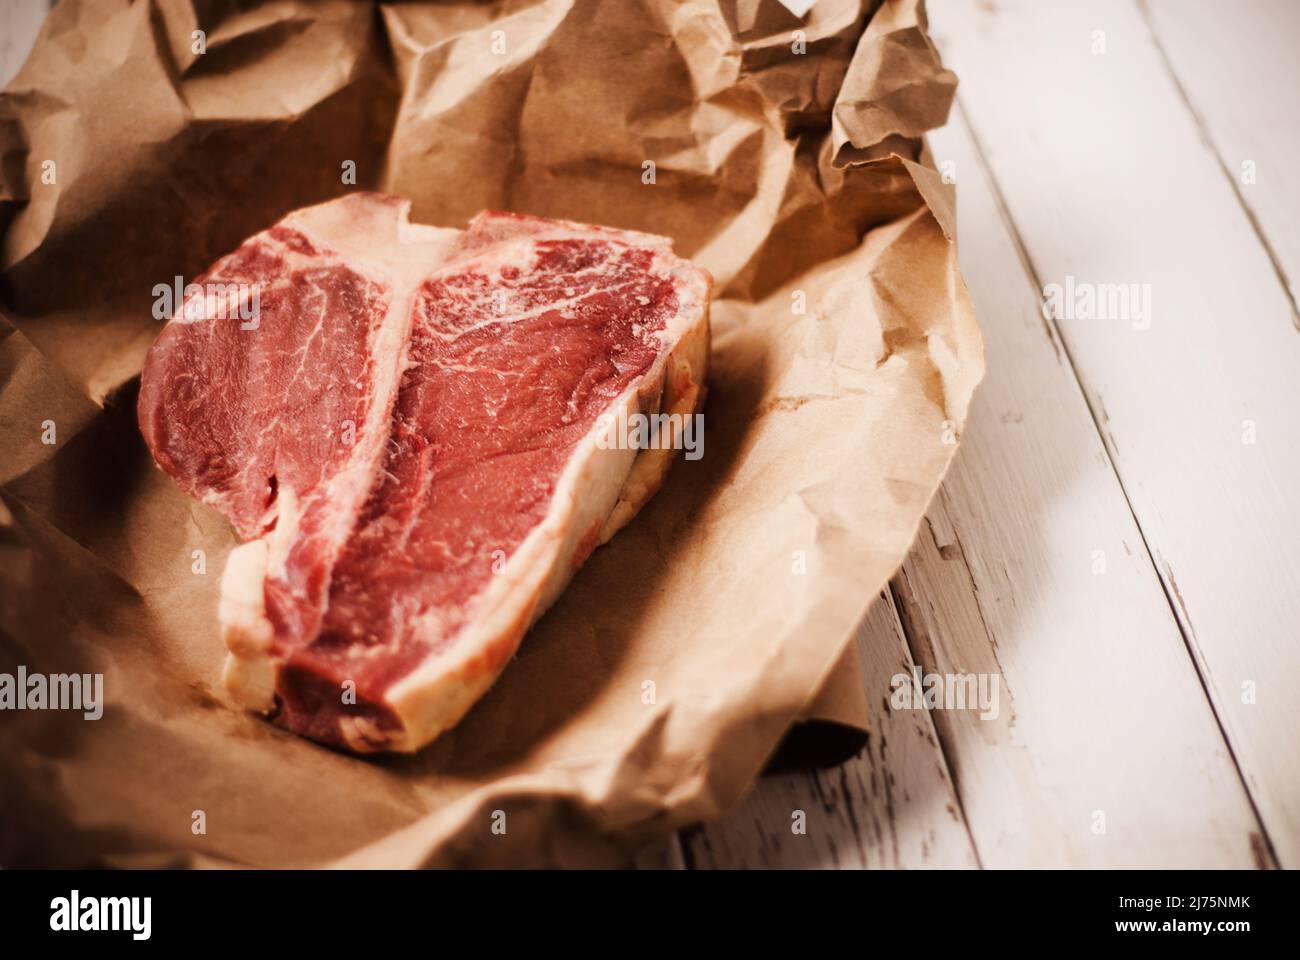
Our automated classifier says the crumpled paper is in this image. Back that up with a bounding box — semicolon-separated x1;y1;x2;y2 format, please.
0;0;980;867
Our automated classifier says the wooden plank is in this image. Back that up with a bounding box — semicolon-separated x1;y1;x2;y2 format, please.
929;0;1298;865
632;835;686;870
0;0;48;88
880;109;1266;868
1142;0;1300;323
682;593;979;868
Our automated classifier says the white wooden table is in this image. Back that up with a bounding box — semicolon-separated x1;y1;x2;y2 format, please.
657;0;1300;870
7;0;1297;870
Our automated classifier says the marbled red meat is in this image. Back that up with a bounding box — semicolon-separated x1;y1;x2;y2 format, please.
138;194;710;752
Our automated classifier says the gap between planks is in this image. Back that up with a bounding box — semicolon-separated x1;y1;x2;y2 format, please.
952;93;1281;867
673;592;980;869
1135;0;1300;330
680;42;1276;866
929;0;1298;866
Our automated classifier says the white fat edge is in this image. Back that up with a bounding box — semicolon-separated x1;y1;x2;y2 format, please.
338;715;392;752
647;250;711;347
283;197;461;297
219;539;278;712
470;211;677;253
261;484;301;581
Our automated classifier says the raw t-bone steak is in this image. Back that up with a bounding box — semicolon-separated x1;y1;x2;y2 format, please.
138;193;710;752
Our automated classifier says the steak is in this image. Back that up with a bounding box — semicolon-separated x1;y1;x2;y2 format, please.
138;193;710;752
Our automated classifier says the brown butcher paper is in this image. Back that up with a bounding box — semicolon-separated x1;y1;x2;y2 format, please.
0;0;980;867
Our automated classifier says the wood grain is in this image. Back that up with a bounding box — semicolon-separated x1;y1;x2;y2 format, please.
928;0;1299;866
1142;0;1300;325
689;0;1294;866
896;106;1267;867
